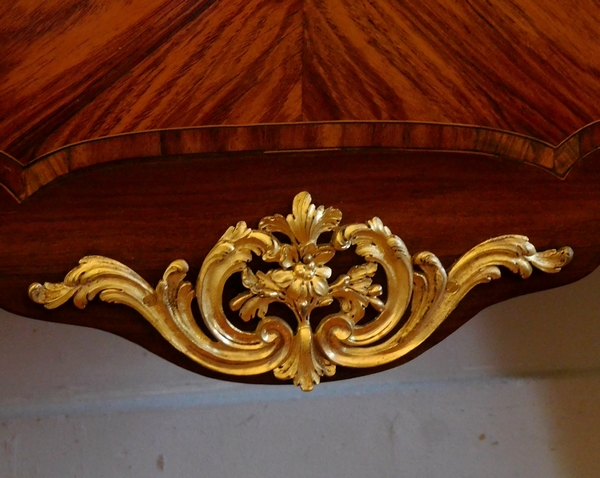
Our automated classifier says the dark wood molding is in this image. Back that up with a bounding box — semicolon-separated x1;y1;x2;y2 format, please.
2;121;600;203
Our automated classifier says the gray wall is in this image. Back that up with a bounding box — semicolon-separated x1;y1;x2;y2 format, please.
1;269;600;477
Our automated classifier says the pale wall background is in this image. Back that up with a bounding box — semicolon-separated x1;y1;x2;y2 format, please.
1;267;600;477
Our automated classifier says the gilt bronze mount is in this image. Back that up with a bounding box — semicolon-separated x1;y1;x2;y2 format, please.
29;192;573;391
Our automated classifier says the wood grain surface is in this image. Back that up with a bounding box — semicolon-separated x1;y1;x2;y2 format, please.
2;0;600;162
304;0;600;144
0;0;302;162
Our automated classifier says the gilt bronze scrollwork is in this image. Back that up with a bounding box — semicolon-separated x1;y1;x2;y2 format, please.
29;192;573;391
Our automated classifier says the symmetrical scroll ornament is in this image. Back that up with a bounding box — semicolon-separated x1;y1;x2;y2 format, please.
29;192;573;391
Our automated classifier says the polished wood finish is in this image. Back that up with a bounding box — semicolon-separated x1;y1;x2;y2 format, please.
304;0;600;144
3;0;600;162
0;0;302;162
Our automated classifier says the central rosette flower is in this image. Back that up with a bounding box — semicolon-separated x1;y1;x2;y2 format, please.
232;248;336;323
278;254;332;302
229;192;343;323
